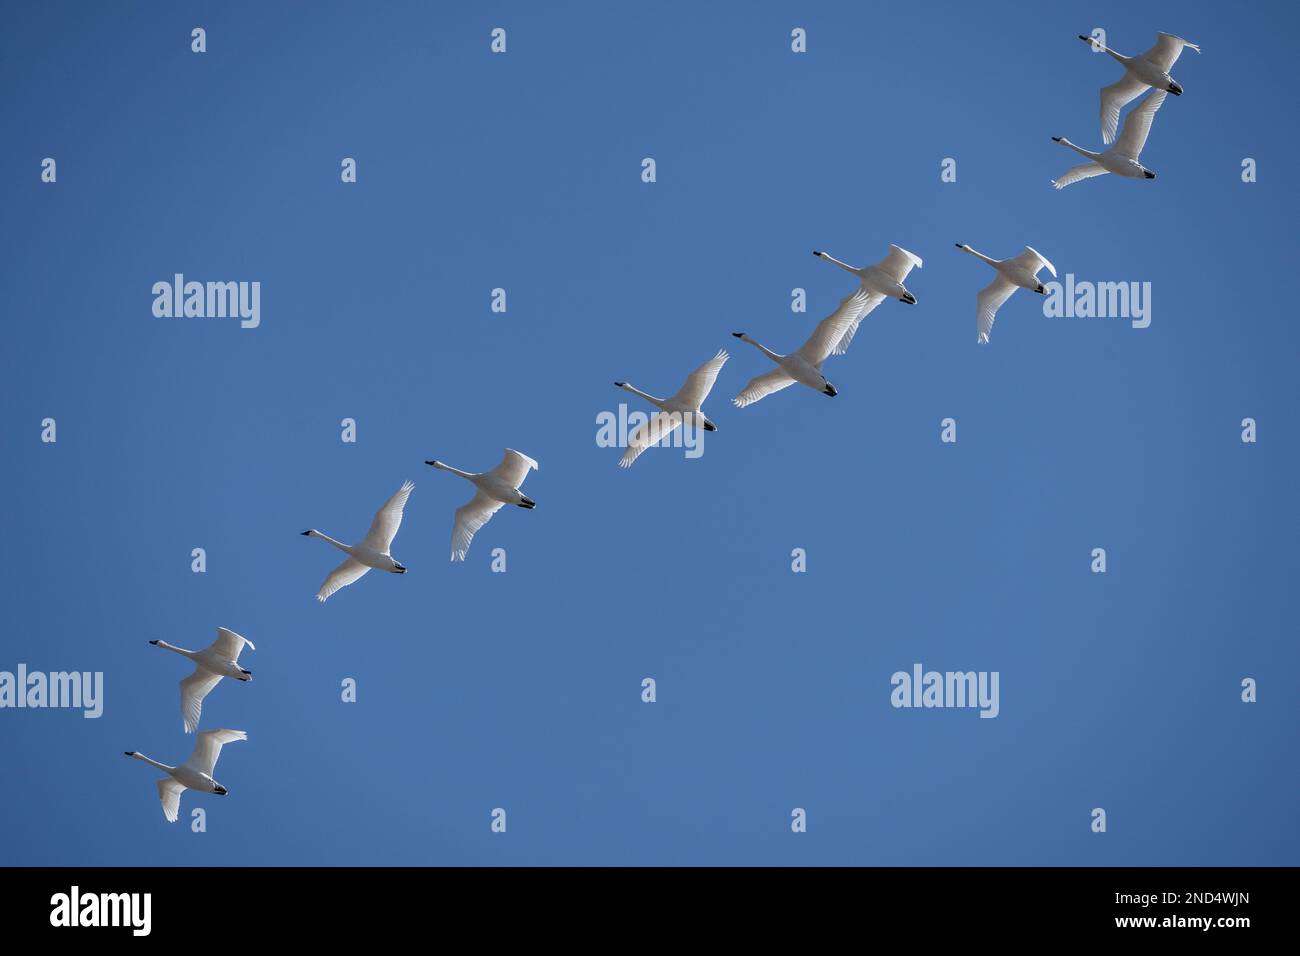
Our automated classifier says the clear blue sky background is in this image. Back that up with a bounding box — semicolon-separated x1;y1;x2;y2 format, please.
2;1;1296;865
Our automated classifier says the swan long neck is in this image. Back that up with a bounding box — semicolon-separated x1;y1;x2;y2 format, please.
1059;138;1098;159
152;641;196;660
308;531;352;553
129;752;173;772
816;251;860;276
958;245;998;266
739;335;782;361
430;461;476;480
618;383;665;407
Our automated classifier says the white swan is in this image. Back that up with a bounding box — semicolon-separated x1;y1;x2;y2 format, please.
1052;89;1167;188
614;349;728;468
812;245;923;354
1078;32;1199;143
149;627;254;733
954;243;1057;344
302;480;414;602
124;729;247;823
731;294;866;407
426;450;538;560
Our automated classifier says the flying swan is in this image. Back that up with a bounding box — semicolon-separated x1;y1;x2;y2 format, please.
124;729;247;823
731;296;865;407
302;480;414;602
1078;32;1199;144
149;627;254;733
614;349;729;468
955;243;1057;344
1051;89;1167;188
811;245;924;354
426;450;538;560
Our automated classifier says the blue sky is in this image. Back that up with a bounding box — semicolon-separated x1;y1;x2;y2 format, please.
1;0;1296;865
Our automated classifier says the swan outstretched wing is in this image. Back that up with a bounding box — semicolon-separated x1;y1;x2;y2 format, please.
1099;74;1146;145
451;489;506;561
362;480;414;552
1011;246;1057;279
877;244;923;283
186;729;246;777
976;277;1018;344
798;290;871;364
211;626;254;661
1143;32;1199;72
733;368;796;407
669;350;729;409
1113;89;1167;159
488;449;538;489
1052;161;1108;189
317;557;369;602
157;779;184;823
832;292;886;356
179;669;222;734
620;411;683;469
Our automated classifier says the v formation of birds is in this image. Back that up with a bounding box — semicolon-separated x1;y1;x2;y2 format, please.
126;29;1200;822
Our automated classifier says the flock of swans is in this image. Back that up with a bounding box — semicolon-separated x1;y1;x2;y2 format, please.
124;29;1201;822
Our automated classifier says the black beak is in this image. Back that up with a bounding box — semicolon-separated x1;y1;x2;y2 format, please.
300;530;311;536
823;384;838;397
1035;285;1046;294
1169;82;1182;95
731;332;744;338
214;786;228;796
901;292;916;305
1144;171;1156;179
703;420;717;432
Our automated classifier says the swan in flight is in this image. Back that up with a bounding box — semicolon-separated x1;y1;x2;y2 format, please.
614;350;728;468
1078;32;1199;143
731;295;865;407
954;243;1057;344
812;245;923;355
302;480;414;602
124;729;247;823
149;627;254;733
1051;89;1167;188
426;450;538;560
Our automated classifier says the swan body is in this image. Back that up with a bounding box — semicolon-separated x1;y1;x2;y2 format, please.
1051;88;1166;188
149;627;255;733
124;729;246;822
615;349;728;468
955;243;1057;344
302;480;414;602
426;449;538;560
1079;32;1199;143
812;245;923;354
731;293;867;407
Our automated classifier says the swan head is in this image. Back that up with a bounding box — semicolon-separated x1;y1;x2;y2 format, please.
900;291;917;305
613;381;625;388
1168;81;1183;95
393;562;407;574
731;332;745;339
213;785;228;796
423;460;440;468
240;669;253;680
1143;170;1156;179
823;383;838;397
148;640;160;646
702;418;717;432
1035;284;1046;294
300;530;314;536
124;751;136;757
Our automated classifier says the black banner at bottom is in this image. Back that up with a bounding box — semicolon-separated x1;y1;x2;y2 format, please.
0;866;1280;940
